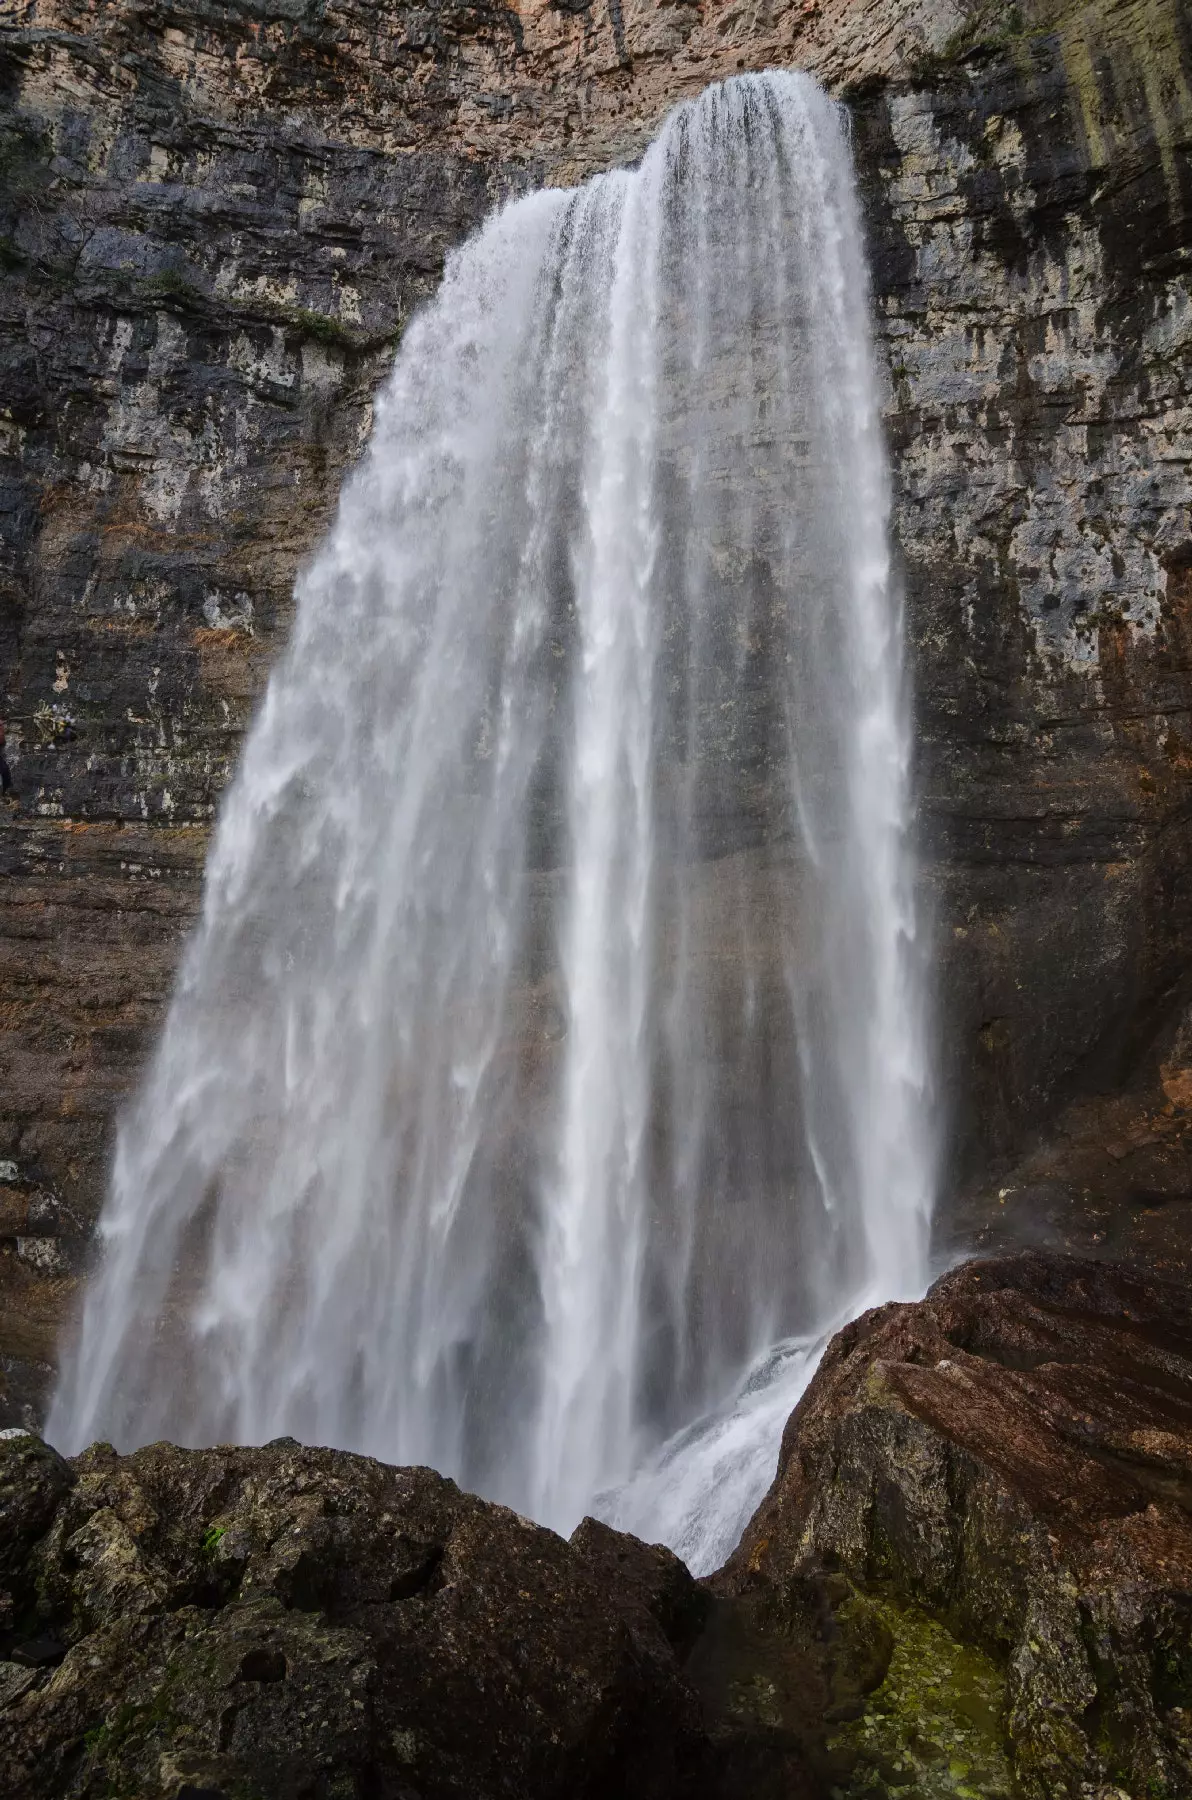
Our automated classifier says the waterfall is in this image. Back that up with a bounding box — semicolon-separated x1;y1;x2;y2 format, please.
50;70;935;1573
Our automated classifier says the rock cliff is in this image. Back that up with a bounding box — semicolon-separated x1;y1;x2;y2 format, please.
0;0;1190;1414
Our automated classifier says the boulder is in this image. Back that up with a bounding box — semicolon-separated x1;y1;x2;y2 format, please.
721;1252;1192;1799
0;1436;709;1800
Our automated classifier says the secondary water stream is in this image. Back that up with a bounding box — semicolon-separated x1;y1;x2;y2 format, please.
51;70;935;1573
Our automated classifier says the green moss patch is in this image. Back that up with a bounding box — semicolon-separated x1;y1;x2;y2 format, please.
828;1594;1013;1799
201;1523;227;1556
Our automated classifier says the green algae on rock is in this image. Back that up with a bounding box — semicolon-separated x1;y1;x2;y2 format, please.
684;1566;1014;1800
827;1592;1013;1800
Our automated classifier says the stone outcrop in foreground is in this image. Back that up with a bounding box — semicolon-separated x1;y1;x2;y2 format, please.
0;1436;715;1800
723;1251;1192;1799
2;1251;1191;1798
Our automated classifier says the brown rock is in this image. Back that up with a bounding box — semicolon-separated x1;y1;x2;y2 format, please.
0;1435;710;1800
724;1251;1192;1798
1161;1066;1192;1112
569;1513;709;1654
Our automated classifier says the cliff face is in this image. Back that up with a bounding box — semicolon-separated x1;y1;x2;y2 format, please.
867;0;1192;1160
0;0;1190;1416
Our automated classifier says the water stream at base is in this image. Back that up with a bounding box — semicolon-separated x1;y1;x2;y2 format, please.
50;70;935;1575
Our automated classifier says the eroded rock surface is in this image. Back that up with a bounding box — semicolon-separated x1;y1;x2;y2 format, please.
0;1434;716;1799
723;1251;1192;1798
1;1254;1191;1797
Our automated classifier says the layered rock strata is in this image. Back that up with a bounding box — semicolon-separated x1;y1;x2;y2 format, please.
0;0;1190;1410
724;1251;1192;1798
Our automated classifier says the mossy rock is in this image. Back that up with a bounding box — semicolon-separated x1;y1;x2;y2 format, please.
723;1254;1192;1799
826;1592;1012;1800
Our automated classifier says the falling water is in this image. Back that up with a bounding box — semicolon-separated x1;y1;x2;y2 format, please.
51;71;934;1572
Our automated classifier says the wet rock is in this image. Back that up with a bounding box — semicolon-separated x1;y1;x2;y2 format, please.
690;1566;1017;1800
723;1250;1192;1799
0;1432;73;1601
568;1513;710;1654
0;1437;708;1799
4;1265;1191;1797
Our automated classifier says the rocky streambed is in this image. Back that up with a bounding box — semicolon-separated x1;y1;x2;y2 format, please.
1;1249;1190;1800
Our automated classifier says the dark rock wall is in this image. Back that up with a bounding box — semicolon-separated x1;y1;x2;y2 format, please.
0;0;1189;1413
0;0;507;1405
863;0;1192;1164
